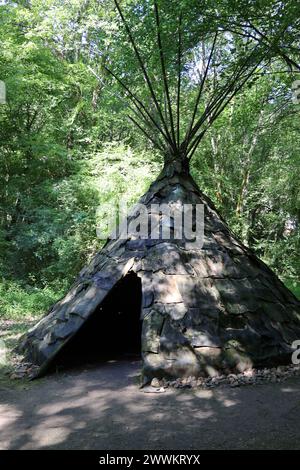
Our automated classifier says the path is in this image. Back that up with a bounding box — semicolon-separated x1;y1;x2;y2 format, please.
0;360;300;449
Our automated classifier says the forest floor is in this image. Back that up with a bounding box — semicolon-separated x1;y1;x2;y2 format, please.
1;348;300;449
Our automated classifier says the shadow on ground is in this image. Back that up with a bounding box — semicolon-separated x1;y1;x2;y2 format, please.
0;359;300;450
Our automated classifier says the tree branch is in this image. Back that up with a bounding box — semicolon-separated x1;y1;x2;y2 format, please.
102;65;170;143
183;32;218;151
176;12;182;148
153;1;177;150
127;115;165;152
114;0;175;151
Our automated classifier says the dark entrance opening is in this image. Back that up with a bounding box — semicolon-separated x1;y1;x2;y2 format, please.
50;272;142;372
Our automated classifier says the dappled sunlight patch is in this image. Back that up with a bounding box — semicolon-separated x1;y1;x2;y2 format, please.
1;360;300;449
125;401;158;413
33;414;74;428
0;405;23;450
192;410;216;420
174;393;194;402
36;397;94;416
280;386;300;393
193;390;214;399
22;425;72;449
213;394;237;408
0;404;22;428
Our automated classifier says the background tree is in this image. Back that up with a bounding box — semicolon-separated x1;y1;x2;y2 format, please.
0;0;299;319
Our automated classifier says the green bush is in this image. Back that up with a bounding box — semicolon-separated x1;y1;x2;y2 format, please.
0;280;65;319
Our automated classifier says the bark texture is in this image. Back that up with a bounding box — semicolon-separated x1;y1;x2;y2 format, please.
19;163;300;379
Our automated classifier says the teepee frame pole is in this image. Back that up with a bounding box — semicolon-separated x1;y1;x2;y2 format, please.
177;12;182;148
128;101;164;149
187;49;267;159
114;0;176;152
153;1;177;150
110;1;269;164
104;65;171;144
128;115;165;151
187;43;264;150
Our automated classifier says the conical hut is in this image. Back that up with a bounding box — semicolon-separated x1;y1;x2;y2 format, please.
19;1;300;380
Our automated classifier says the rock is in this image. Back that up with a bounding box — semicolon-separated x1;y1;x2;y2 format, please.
190;378;198;387
10;370;26;379
244;377;254;384
164;364;300;390
10;373;21;380
15;366;28;373
160;377;169;388
151;377;161;388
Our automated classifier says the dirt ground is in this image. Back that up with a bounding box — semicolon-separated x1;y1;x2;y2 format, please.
0;359;300;450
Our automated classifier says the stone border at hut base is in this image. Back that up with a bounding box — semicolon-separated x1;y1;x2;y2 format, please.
10;362;300;389
148;364;300;390
10;362;40;380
